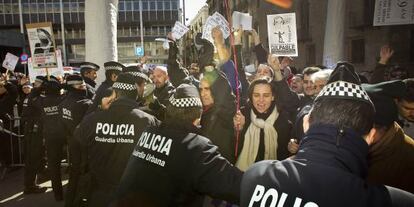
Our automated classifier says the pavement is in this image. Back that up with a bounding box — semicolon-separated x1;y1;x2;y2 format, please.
0;167;68;207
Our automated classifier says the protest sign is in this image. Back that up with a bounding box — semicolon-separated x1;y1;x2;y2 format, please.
202;12;230;44
267;13;298;57
2;52;19;71
232;11;252;30
171;21;189;40
373;0;414;26
28;49;64;83
26;22;57;68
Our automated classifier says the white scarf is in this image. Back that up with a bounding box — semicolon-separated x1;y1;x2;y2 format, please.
236;107;279;171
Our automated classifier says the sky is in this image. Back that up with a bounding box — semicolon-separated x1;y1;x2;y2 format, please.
182;0;208;25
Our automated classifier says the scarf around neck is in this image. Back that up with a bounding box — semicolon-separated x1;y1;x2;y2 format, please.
236;106;279;171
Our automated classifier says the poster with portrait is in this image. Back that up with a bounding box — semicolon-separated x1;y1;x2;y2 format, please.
28;49;64;83
267;13;298;57
373;0;414;26
26;22;57;68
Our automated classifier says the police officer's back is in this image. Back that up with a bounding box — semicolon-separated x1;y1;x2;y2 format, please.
38;76;65;200
240;63;414;207
76;73;159;207
59;74;92;206
113;84;242;207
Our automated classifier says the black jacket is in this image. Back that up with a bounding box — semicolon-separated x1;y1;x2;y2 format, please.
21;88;43;133
59;89;92;136
88;79;114;113
38;93;64;137
75;97;159;206
0;81;18;125
241;124;414;207
113;121;242;207
238;103;292;161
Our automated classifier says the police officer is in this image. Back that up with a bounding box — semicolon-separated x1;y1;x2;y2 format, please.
59;74;92;207
38;76;65;201
75;73;159;207
240;63;414;207
112;84;242;207
80;62;99;99
88;61;124;113
21;76;47;194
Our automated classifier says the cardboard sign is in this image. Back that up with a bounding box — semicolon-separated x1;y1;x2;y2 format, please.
26;22;57;68
202;12;230;44
171;21;189;40
2;52;19;71
232;11;252;30
267;13;298;57
28;49;64;83
373;0;414;26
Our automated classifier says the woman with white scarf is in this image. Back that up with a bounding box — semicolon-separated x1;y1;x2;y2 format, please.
233;78;292;171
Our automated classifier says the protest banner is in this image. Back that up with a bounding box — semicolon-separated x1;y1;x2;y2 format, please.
2;52;19;71
267;13;298;57
232;11;252;30
373;0;414;26
26;22;57;68
171;21;189;40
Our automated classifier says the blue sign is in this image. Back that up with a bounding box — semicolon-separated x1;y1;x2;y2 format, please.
135;47;144;57
20;53;28;61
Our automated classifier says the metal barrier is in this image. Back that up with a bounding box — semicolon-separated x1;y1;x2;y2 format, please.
0;115;25;167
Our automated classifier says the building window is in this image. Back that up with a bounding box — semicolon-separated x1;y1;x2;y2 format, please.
70;2;78;12
125;1;133;11
164;1;171;10
119;2;125;11
351;39;365;64
172;1;178;10
142;1;148;10
79;2;85;12
157;1;163;10
53;3;60;13
133;2;140;11
150;2;156;10
63;3;70;12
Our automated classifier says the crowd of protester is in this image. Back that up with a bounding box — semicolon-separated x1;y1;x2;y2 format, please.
0;25;413;207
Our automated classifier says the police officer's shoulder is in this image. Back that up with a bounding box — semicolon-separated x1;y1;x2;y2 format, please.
76;98;93;105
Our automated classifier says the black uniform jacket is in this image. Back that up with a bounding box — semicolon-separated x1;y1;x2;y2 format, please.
76;97;159;188
84;77;96;99
88;79;114;113
113;121;243;207
38;93;64;137
59;90;92;136
241;124;414;207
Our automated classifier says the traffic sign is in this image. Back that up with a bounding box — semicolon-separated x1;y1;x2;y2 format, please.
20;53;29;64
135;47;144;57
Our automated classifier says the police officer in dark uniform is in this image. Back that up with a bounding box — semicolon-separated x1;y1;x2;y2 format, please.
21;76;47;194
80;62;100;99
123;65;151;110
88;61;124;113
240;63;414;207
59;74;92;207
75;73;159;207
38;76;65;201
112;84;242;207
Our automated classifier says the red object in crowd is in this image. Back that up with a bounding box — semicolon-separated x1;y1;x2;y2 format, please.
266;0;293;9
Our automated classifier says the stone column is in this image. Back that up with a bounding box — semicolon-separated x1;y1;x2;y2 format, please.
85;0;118;85
323;0;346;68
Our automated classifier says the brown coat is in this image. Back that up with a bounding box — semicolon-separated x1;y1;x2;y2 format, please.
367;122;414;193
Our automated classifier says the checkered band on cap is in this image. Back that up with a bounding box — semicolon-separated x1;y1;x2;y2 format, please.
80;64;97;69
128;72;149;81
66;80;84;85
315;81;373;105
169;95;202;108
105;65;123;72
112;82;137;91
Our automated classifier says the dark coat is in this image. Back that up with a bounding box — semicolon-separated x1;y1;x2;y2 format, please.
240;124;414;207
59;89;92;136
367;122;414;194
88;79;114;113
238;103;292;161
113;122;242;207
76;97;159;207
